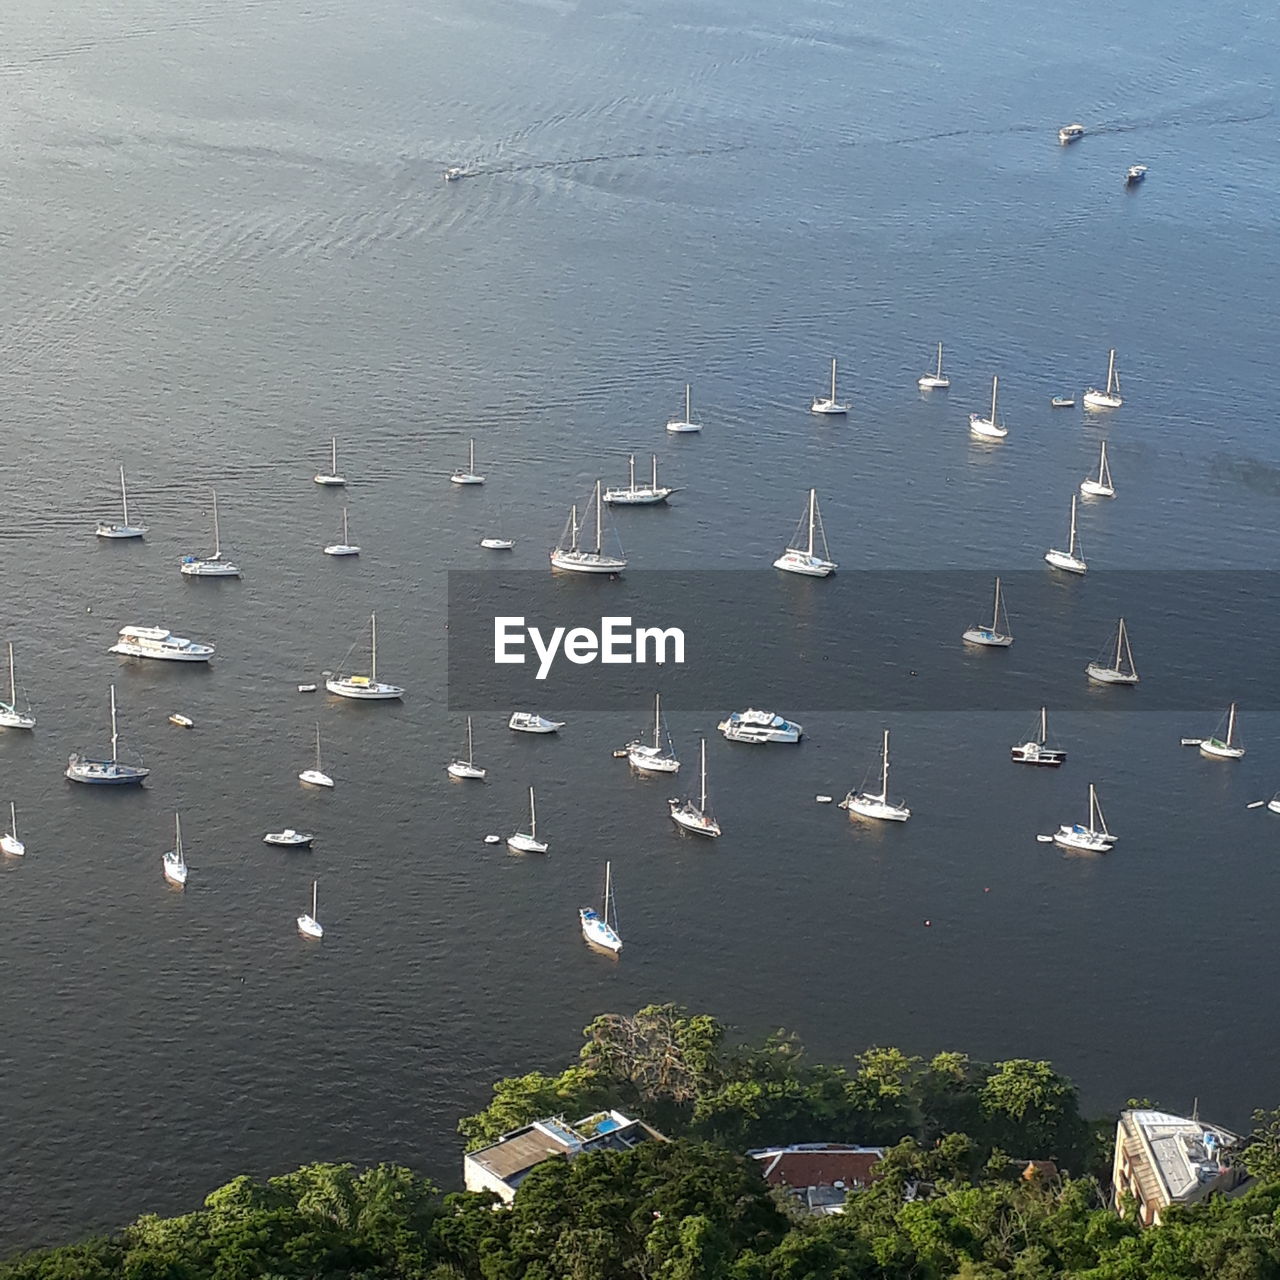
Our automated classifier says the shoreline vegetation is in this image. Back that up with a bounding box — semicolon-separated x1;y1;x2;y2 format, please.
7;1004;1280;1279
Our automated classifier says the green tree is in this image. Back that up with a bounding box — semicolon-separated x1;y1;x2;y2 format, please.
1240;1106;1280;1182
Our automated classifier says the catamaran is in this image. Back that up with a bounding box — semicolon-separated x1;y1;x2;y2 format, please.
96;465;148;539
811;358;850;415
665;384;703;434
313;437;346;486
66;685;150;785
1044;495;1087;574
963;577;1013;647
969;375;1008;440
550;481;627;574
1011;707;1066;766
1051;783;1115;851
580;861;623;952
509;712;565;734
774;488;837;577
326;612;404;700
163;813;189;887
1083;349;1123;409
841;728;911;822
1081;440;1115;498
1086;618;1138;685
1200;703;1245;760
1;802;24;857
508;786;548;853
625;693;680;773
603;454;678;505
324;508;360;556
180;490;241;577
297;880;324;938
0;642;35;730
299;722;335;787
109;625;214;662
451;438;485;485
718;709;802;743
447;716;487;779
917;342;950;390
669;738;720;836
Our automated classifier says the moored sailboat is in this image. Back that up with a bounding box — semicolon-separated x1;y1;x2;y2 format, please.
811;358;850;414
66;685;149;785
297;880;324;938
1011;707;1066;766
323;508;360;556
508;786;548;853
625;693;680;773
665;384;703;434
1080;440;1115;498
579;861;623;952
969;375;1008;440
447;716;487;779
773;488;837;577
962;577;1013;646
1;801;24;857
0;642;36;730
603;454;677;505
313;437;347;486
669;738;720;836
1086;617;1139;685
450;438;485;485
1044;495;1087;574
917;342;950;390
163;813;188;887
1051;783;1115;851
840;728;911;822
326;612;404;699
550;482;627;573
180;489;241;577
299;722;335;787
1083;349;1123;409
1199;703;1245;760
96;466;148;539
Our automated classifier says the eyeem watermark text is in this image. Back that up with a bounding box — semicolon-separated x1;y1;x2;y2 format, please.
494;615;686;680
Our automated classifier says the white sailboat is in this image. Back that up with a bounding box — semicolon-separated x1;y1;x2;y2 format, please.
1;801;24;857
0;642;36;730
180;489;241;577
669;738;720;836
1086;617;1139;685
163;813;188;887
299;722;335;787
665;384;703;434
841;728;911;822
962;577;1013;647
96;465;148;539
508;786;548;853
1011;707;1066;766
447;716;487;779
326;612;404;699
1044;495;1087;574
917;342;950;390
297;880;324;938
323;508;360;556
550;482;627;573
313;437;347;486
811;358;850;415
603;454;678;505
969;375;1008;440
580;861;622;952
1199;703;1245;760
450;438;485;485
625;693;680;773
1080;440;1116;498
1083;349;1123;409
66;685;150;785
773;488;837;577
1051;783;1115;851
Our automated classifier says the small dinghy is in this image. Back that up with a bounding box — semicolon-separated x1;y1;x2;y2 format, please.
168;713;194;728
480;537;516;550
298;683;317;693
1050;396;1075;408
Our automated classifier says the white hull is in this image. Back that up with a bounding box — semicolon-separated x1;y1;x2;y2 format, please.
451;472;485;485
1199;740;1245;760
507;833;548;853
264;830;314;846
325;677;403;700
1011;743;1065;766
962;628;1013;647
163;854;188;887
1044;549;1087;574
580;910;622;952
718;726;801;744
718;713;801;744
480;538;515;549
324;543;360;556
1053;828;1111;852
774;550;836;577
313;473;347;487
297;914;324;938
1;833;24;856
665;420;702;434
109;637;213;662
1080;480;1115;498
1083;391;1122;409
603;488;675;505
917;375;950;389
969;416;1007;439
447;760;487;779
180;559;240;577
509;713;563;733
842;794;910;822
626;743;680;773
96;524;147;539
1051;397;1076;408
549;550;626;573
669;801;720;837
0;708;36;730
1086;664;1139;685
810;398;849;415
1267;799;1280;815
299;768;335;788
65;757;149;785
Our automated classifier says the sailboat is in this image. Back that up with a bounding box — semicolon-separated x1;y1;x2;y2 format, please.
840;728;911;821
580;861;622;952
665;384;703;434
1051;783;1116;851
96;466;148;539
1199;703;1245;760
1;802;24;857
625;693;680;773
669;738;720;836
325;612;404;699
962;577;1013;646
297;880;324;938
603;454;678;505
811;358;850;415
1044;495;1087;574
450;438;485;485
323;507;360;556
917;342;950;390
1080;440;1116;498
549;482;627;573
969;375;1008;440
163;813;188;887
1083;349;1123;409
180;489;241;577
774;489;837;577
299;722;335;787
0;642;35;730
313;437;347;486
1086;617;1139;685
508;786;548;853
1011;707;1066;766
447;716;487;779
66;685;150;785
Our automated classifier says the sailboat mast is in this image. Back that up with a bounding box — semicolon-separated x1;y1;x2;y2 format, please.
120;466;130;525
370;612;378;681
1228;702;1237;746
653;693;661;750
650;454;658;490
604;861;612;925
807;489;817;557
1040;706;1048;745
1107;349;1116;395
9;801;16;842
109;685;119;763
880;728;890;800
830;358;838;401
529;786;537;838
342;508;349;542
7;642;14;706
212;490;221;557
594;481;603;555
465;716;474;764
1099;440;1109;484
469;438;475;473
685;384;691;423
175;813;183;860
314;722;322;770
990;375;998;423
1114;619;1125;672
699;739;707;811
991;577;1001;630
628;454;636;491
312;880;318;919
936;342;944;378
1068;496;1078;554
331;437;338;473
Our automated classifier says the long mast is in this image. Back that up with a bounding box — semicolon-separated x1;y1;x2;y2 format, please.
628;454;636;492
311;880;318;920
1039;706;1048;745
331;437;338;474
990;375;999;424
880;728;890;800
699;739;708;811
9;801;16;842
1068;496;1079;555
314;722;322;770
807;489;817;557
1227;702;1237;746
604;861;613;928
653;693;662;750
594;482;604;554
830;358;838;402
211;489;221;557
175;813;184;863
370;612;378;681
341;508;349;543
7;642;14;705
529;787;537;838
109;685;119;764
936;342;944;378
991;577;1002;631
1106;349;1117;395
468;439;475;473
465;716;474;765
1098;441;1110;486
119;466;130;525
650;454;658;490
684;384;691;423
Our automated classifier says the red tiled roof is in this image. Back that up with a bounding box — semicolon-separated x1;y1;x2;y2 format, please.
758;1149;884;1190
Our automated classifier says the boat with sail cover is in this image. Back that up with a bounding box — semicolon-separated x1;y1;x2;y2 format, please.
1086;617;1139;685
840;728;911;822
811;358;850;414
718;709;802;744
1;802;24;857
299;723;334;787
163;813;188;887
447;716;487;779
313;437;346;486
110;625;214;662
1051;783;1115;851
509;711;564;734
665;384;703;434
180;490;241;577
508;786;548;853
625;693;680;773
580;861;623;952
603;454;678;505
1044;495;1087;574
1011;707;1066;766
66;685;149;785
962;577;1013;647
96;466;148;539
969;375;1008;440
1199;703;1245;759
1081;440;1115;498
1083;349;1123;409
324;508;360;556
774;488;837;577
917;342;950;390
669;738;720;837
550;481;627;574
326;612;404;700
297;880;324;938
450;438;485;485
0;643;35;730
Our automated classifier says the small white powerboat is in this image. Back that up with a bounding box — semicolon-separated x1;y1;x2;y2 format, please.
264;829;315;848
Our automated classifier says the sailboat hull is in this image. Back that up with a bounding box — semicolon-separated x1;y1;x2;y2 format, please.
549;550;626;573
163;855;188;887
669;802;720;837
96;524;147;539
841;793;911;822
450;472;485;485
324;543;360;556
968;416;1008;439
603;487;676;504
1044;550;1087;574
507;833;548;853
1083;391;1122;409
917;375;950;389
1080;480;1115;498
325;678;403;699
180;558;241;577
299;769;335;787
1053;827;1111;852
810;398;849;415
1086;664;1139;685
626;743;680;773
580;910;622;952
1199;739;1245;760
66;756;149;785
773;551;837;577
297;914;324;938
0;707;36;730
313;474;347;487
1011;743;1065;766
447;761;487;779
962;627;1013;647
480;538;515;549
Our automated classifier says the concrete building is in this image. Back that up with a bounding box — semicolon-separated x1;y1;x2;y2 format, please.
1111;1109;1243;1226
749;1143;886;1215
464;1109;665;1204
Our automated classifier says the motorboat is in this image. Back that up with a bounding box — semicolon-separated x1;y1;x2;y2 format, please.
1050;396;1076;408
168;714;194;728
480;537;516;550
109;625;214;662
509;711;564;734
264;829;315;848
1058;123;1085;144
443;167;467;181
717;709;802;744
1125;164;1148;185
